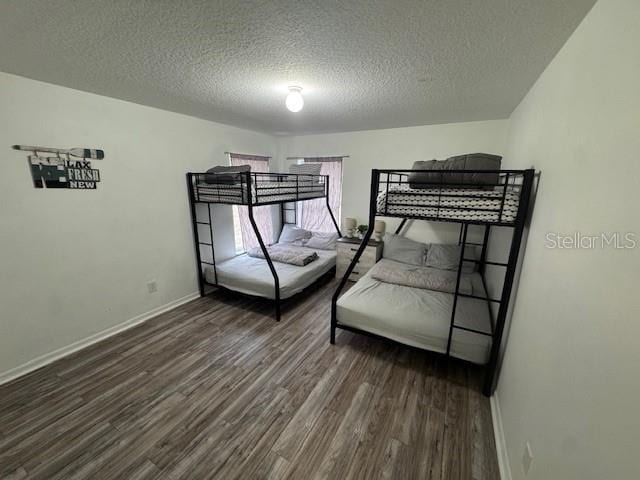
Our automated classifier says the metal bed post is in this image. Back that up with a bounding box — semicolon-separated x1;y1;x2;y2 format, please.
483;169;535;395
186;173;205;297
279;203;286;238
478;225;491;275
207;203;218;285
478;224;495;332
384;172;390;215
330;169;380;343
245;172;281;321
446;222;469;355
324;175;342;236
394;218;407;235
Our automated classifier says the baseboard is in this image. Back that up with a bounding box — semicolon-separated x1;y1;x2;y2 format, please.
491;393;513;480
0;291;200;386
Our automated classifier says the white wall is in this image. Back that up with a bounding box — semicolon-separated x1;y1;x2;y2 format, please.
494;0;640;479
0;72;275;379
277;120;510;243
4;4;638;478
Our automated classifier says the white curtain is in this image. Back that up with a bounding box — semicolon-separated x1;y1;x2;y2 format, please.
299;157;343;232
230;153;273;250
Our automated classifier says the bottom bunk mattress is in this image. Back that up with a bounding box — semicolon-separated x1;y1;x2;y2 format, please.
205;246;336;299
336;259;493;364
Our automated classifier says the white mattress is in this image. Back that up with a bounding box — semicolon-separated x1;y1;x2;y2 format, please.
376;185;520;223
336;259;493;364
196;180;325;205
205;246;336;299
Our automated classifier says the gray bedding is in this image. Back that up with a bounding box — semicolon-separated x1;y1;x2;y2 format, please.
408;153;502;189
204;164;251;184
370;262;473;294
247;245;319;266
205;247;336;299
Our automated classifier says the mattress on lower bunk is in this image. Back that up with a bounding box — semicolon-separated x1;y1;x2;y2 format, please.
376;185;520;223
205;246;336;299
196;180;325;204
336;259;493;364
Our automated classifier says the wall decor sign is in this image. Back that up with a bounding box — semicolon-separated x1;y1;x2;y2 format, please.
13;145;105;190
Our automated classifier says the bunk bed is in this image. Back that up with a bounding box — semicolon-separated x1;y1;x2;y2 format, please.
331;167;535;396
187;170;341;321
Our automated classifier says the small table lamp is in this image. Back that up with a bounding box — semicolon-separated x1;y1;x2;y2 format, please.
344;217;357;238
373;220;386;242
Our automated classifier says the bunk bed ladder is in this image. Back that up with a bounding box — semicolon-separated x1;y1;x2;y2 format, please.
446;222;496;353
187;173;217;297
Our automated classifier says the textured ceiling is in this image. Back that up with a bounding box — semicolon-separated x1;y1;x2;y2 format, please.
0;0;596;135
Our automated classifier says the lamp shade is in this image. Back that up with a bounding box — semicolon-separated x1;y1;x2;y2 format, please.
285;86;304;112
374;220;386;233
344;217;357;229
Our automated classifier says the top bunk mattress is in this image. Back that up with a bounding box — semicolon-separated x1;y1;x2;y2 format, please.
205;246;336;299
336;259;493;364
376;185;520;223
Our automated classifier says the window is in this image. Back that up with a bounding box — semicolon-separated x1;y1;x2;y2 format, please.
231;204;244;254
229;153;273;252
298;157;343;232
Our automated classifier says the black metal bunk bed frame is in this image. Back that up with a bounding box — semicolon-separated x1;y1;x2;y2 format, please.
187;171;341;321
331;168;535;396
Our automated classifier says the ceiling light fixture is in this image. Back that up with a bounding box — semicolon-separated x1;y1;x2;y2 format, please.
285;86;304;112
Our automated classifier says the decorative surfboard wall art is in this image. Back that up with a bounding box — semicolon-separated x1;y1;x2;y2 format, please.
13;145;105;190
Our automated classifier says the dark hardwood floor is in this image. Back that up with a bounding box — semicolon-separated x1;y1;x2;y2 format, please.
0;278;499;479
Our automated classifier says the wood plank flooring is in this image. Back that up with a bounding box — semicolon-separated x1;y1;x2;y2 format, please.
0;278;499;479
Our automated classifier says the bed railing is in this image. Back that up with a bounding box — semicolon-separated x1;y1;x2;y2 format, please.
375;169;528;226
188;171;329;206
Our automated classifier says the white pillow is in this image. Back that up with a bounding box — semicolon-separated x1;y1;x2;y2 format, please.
278;224;312;245
305;231;339;250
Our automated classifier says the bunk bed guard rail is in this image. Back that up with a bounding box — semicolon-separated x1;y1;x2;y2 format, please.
188;171;331;206
375;169;528;226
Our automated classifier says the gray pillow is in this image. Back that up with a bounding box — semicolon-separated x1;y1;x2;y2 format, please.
425;243;478;273
408;153;502;189
205;164;251;184
382;233;428;266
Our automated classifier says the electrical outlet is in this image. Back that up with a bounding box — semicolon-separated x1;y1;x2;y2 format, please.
522;441;533;475
147;280;158;293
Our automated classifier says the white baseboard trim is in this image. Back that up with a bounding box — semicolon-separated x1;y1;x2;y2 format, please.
491;393;513;480
0;291;200;386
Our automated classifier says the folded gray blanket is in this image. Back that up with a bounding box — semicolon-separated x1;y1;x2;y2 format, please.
247;245;318;266
370;262;473;294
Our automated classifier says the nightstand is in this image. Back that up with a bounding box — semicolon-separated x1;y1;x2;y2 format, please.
336;237;383;282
